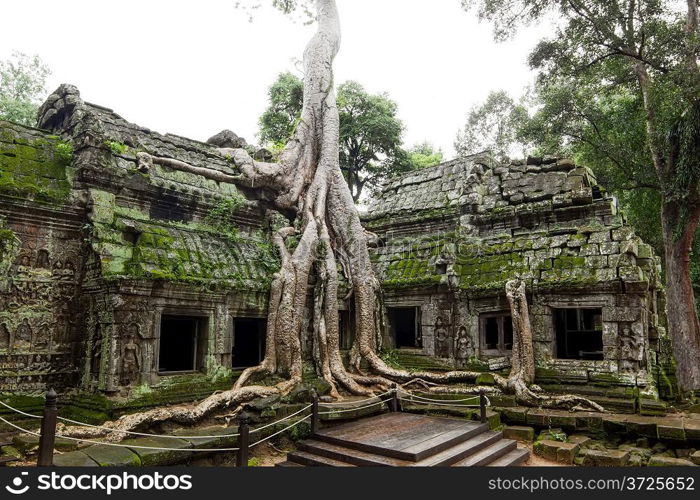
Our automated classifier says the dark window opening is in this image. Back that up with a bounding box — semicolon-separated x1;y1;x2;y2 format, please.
435;262;448;274
159;316;201;373
388;307;421;348
480;313;513;356
232;318;266;368
339;310;354;350
554;308;603;360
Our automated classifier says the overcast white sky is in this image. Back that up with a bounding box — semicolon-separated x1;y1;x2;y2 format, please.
1;0;545;158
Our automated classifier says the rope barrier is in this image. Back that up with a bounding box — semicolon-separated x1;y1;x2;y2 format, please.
248;415;311;448
397;389;491;408
0;415;242;452
55;416;241;440
320;390;392;406
398;391;479;404
1;399;313;440
248;404;312;434
318;398;387;415
0;400;43;419
0;415;41;436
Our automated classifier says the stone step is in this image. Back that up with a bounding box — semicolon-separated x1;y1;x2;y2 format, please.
414;431;503;466
286;450;355;467
314;419;490;461
298;430;502;467
275;460;302;467
0;456;19;466
487;448;530;466
297;439;408;466
453;439;517;466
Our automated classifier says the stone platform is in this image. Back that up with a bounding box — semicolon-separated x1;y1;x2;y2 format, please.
278;412;528;467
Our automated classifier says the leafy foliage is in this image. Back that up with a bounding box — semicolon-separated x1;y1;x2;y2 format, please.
0;51;51;126
258;72;304;146
259;73;413;201
454;90;530;160
403;142;444;170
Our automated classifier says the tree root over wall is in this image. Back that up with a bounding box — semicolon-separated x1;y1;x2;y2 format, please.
61;0;603;441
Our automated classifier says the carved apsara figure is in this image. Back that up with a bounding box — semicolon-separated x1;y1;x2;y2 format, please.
0;323;9;350
434;317;450;358
14;318;32;349
454;325;471;366
120;324;142;386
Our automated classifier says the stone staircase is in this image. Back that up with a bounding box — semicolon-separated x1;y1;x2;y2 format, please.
0;431;19;466
278;412;528;467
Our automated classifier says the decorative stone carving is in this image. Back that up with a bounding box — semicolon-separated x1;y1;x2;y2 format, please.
90;324;103;378
36;249;50;269
0;323;9;350
34;322;50;350
434;317;449;358
619;323;645;373
120;324;142;386
14;318;32;350
454;325;471;366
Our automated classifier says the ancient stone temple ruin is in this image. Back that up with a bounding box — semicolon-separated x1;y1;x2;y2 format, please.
0;85;675;416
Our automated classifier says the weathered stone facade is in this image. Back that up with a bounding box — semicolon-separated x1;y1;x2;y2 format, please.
0;85;675;412
365;154;671;407
1;85;278;397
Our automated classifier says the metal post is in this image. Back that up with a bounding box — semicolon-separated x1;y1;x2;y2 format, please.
311;389;319;435
390;383;401;412
37;388;57;467
236;411;250;467
479;390;487;424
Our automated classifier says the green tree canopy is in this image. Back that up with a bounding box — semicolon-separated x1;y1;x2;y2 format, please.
455;90;530;160
0;51;51;126
258;73;411;202
404;141;444;170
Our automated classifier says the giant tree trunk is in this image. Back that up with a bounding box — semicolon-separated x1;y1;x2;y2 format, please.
505;280;535;387
661;201;700;392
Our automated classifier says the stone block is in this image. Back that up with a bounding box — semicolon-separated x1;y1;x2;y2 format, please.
589;231;611;243
525;408;550;426
657;419;685;441
53;451;99;467
638;398;667;417
499;407;528;425
568;434;592;447
691;450;700;466
602;415;627;434
126;436;193;466
575;412;603;431
579;449;629;466
533;439;560;462
555;442;580;464
602;306;640;323
648;456;697;467
624;415;658;438
82;444;141;466
683;419;700;440
171;426;238;449
502;426;534;442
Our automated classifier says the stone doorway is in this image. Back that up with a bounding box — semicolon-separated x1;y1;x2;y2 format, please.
158;316;202;373
388;307;421;349
232;318;266;368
